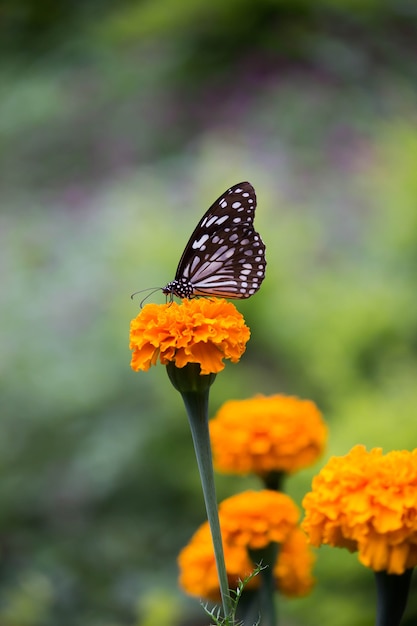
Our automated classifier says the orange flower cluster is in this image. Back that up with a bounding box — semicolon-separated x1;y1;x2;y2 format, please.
178;491;314;601
302;445;417;574
129;298;250;375
210;395;327;475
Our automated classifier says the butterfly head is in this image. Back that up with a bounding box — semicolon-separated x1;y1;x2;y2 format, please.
162;278;194;300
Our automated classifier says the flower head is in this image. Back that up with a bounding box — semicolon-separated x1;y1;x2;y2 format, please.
178;513;315;602
219;490;299;548
302;445;417;574
129;298;250;375
210;395;327;476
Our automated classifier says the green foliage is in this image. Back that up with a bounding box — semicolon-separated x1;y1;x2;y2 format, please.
136;590;181;626
0;571;53;626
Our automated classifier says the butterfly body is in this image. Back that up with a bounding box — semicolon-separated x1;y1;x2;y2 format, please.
162;181;266;300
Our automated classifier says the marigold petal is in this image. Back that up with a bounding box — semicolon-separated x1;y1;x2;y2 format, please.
181;342;225;375
219;490;299;548
130;342;158;371
274;528;316;597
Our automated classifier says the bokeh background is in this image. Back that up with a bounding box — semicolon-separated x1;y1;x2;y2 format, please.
2;1;417;624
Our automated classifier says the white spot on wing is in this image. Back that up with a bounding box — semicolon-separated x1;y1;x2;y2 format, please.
192;233;210;249
215;215;229;225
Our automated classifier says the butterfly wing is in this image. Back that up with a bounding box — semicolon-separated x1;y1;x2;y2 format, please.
164;181;266;299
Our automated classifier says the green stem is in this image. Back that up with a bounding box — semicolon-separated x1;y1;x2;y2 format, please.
181;389;233;619
259;559;278;626
249;543;279;626
374;569;413;626
262;471;285;492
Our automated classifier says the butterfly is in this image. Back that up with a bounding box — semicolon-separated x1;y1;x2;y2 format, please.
162;181;266;300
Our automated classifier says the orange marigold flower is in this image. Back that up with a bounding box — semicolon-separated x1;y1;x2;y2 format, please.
219;490;299;549
210;395;327;475
302;445;417;574
129;298;250;375
178;520;315;602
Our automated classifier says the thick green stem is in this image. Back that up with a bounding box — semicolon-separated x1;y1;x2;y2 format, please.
249;543;279;626
181;389;233;619
374;569;413;626
258;558;278;626
262;471;285;492
166;362;232;618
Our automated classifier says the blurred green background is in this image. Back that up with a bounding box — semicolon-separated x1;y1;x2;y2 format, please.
2;1;417;624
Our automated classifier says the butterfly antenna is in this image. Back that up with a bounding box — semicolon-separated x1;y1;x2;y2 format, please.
130;287;161;308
